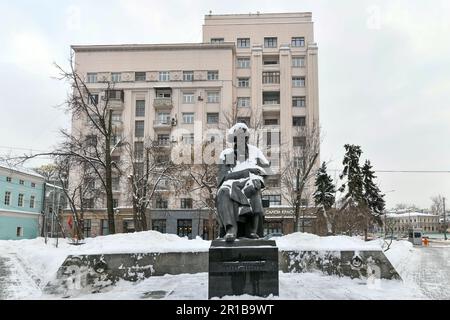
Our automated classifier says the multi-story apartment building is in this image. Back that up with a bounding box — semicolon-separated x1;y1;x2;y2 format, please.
0;163;45;240
66;12;320;238
384;212;440;235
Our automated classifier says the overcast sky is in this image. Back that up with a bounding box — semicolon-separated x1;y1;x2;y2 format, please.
0;0;449;209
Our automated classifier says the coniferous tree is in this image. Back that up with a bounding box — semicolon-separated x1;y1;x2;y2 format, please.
338;144;365;235
313;162;336;235
362;160;386;227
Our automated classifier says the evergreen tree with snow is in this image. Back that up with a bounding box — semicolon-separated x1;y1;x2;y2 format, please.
338;144;365;235
362;159;386;226
313;162;336;235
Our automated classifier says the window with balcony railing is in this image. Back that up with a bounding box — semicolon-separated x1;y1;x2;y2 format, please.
262;72;280;84
263;92;280;105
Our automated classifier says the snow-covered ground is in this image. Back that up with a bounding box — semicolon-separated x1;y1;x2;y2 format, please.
0;231;446;300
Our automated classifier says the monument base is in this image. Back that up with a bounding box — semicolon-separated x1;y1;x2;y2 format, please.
208;239;279;299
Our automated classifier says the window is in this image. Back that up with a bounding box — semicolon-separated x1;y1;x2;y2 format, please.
207;71;219;81
262;72;280;84
293;116;306;126
183;113;195;124
135;120;145;137
87;73;97;83
237;38;250;48
6;177;11;183
122;220;135;233
18;194;24;207
202;220;210;240
211;38;224;43
100;219;109;236
177;219;192;239
107;89;123;100
237;58;250;68
293;96;306;107
86;135;97;147
155;198;168;209
112;177;120;191
263;56;279;65
157;134;170;146
88;94;99;105
266;176;281;188
16;227;23;237
292;56;305;67
159;71;170;81
156;89;171;98
291;37;305;47
294;156;304;167
293;136;306;147
263;91;280;105
180;198;193;209
292;77;306;87
183;71;194;81
183;93;194;104
207;91;220;103
135;100;145;117
238;78;250;87
30;196;35;209
152;219;167;233
265;131;280;146
182;133;195;145
156;112;170;124
237;117;250;126
134;141;144;160
31;182;36;188
19;180;24;185
4;191;11;205
84;177;95;189
83;198;94;208
262;195;281;206
264;37;277;48
113;199;119;208
207;113;219;124
111;72;121;82
237;97;250;108
264;118;279;125
135;72;146;81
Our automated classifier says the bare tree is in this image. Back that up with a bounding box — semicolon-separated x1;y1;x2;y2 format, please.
124;138;179;232
13;54;122;234
430;195;444;215
281;124;320;232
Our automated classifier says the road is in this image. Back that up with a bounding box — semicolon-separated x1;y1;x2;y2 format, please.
407;244;450;300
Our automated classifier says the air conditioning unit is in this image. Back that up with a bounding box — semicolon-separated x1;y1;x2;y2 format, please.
171;136;177;143
171;118;177;126
198;95;203;101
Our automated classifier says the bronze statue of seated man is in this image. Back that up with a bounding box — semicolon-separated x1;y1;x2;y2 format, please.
216;123;270;242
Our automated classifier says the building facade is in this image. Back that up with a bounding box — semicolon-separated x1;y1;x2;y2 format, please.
66;12;320;238
0;163;45;240
384;212;440;235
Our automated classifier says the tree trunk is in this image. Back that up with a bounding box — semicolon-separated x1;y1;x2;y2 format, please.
105;110;116;234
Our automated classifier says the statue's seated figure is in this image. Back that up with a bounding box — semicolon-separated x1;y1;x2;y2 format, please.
216;123;270;242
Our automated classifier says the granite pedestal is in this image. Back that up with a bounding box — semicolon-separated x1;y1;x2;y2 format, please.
208;239;279;299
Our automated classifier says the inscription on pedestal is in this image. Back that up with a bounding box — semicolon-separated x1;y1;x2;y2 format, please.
208;239;279;299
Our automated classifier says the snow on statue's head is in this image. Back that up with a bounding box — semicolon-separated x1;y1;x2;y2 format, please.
227;122;250;144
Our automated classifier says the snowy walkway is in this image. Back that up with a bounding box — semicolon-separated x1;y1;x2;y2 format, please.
402;245;450;300
0;254;41;299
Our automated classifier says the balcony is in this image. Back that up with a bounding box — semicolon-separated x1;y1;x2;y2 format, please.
153;119;172;130
262;101;280;114
108;99;124;110
154;98;173;110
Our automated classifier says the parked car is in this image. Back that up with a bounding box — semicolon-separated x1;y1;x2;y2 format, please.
263;233;283;240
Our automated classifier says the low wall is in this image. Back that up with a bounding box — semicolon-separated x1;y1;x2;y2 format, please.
44;249;400;295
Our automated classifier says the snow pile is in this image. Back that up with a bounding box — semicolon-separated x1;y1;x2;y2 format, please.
383;240;414;274
275;232;383;251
